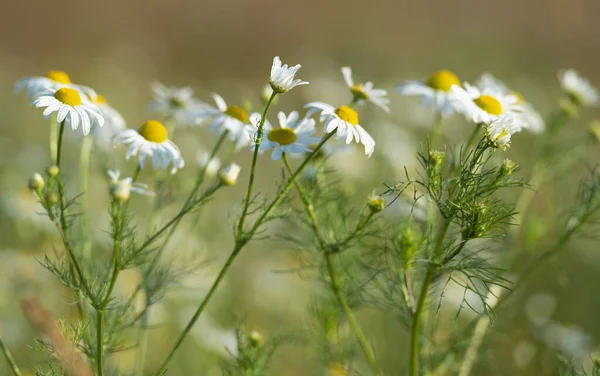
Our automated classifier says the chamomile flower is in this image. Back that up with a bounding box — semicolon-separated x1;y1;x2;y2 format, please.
269;56;308;94
199;93;254;150
476;73;544;133
305;102;375;157
149;82;209;126
113;120;184;174
31;87;104;135
253;111;319;160
196;152;222;177
395;70;462;115
486;116;520;150
89;94;126;147
218;163;241;186
452;83;524;126
107;169;154;202
341;66;390;113
558;69;599;107
16;70;96;100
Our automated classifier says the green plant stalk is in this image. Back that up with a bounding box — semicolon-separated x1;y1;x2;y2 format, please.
79;135;94;244
0;336;22;376
97;309;105;376
282;154;382;375
153;131;336;375
49;116;58;164
237;92;277;235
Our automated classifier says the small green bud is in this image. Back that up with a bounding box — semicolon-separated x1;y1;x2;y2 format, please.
218;163;241;186
462;201;489;239
367;195;385;214
46;165;60;177
399;225;418;269
28;173;45;191
110;180;131;202
429;150;445;168
248;330;264;348
45;193;59;205
499;158;517;177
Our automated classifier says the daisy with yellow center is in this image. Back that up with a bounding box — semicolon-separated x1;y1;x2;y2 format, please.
31;87;104;135
451;82;524;125
253;111;320;160
395;69;462;115
558;69;599;107
113;120;184;174
269;56;308;94
198;93;256;150
149;82;209;127
305;102;375;157
476;73;544;133
16;70;96;100
486;116;520;150
341;66;390;113
88;93;126;148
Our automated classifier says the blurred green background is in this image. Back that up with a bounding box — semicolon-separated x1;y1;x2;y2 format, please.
1;0;600;375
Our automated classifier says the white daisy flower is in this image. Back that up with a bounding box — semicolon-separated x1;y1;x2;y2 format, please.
395;70;462;115
149;82;209;126
269;56;308;94
196;152;222;177
107;169;154;202
486;116;520;150
88;94;126;148
451;82;524;126
341;66;390;113
218;163;241;186
199;93;254;150
305;102;375;157
31;87;105;135
113;120;185;174
16;70;96;100
253;111;320;160
476;73;544;133
558;69;599;107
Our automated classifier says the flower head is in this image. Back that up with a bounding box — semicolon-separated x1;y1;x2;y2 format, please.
107;169;154;202
486;116;520;150
16;70;96;100
150;82;209;126
31;87;104;135
28;173;45;192
558;69;599;107
341;66;390;113
196;152;222;177
395;69;462;115
218;163;241;186
305;102;375;157
452;82;524;126
253;111;320;160
269;56;308;94
113;120;184;174
198;93;255;151
476;73;544;133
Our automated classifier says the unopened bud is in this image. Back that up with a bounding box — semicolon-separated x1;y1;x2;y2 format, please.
110;180;131;202
429;150;445;168
248;330;264;348
45;193;59;205
46;165;59;177
499;158;517;176
28;173;45;191
399;226;417;269
218;163;241;186
367;195;385;214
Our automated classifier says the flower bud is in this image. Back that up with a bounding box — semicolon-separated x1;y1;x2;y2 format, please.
46;165;60;177
429;150;445;168
399;225;418;269
28;173;45;191
499;158;517;177
367;195;385;214
110;180;131;202
218;163;241;186
248;330;264;348
45;193;59;205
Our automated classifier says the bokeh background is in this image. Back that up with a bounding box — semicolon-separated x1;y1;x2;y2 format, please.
1;0;600;375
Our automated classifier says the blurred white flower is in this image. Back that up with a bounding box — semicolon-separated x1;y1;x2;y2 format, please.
525;291;557;326
559;69;599;107
198;93;254;150
395;70;462;115
253;111;319;160
107;169;154;202
486;116;520;150
452;83;524;126
535;321;592;360
196;152;222;177
476;73;545;133
113;120;184;174
16;70;96;100
269;56;308;94
218;163;241;186
31;87;104;135
341;66;390;113
149;82;209;126
305;102;375;157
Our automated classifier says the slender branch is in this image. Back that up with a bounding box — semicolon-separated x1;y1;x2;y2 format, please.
0;336;22;376
96;309;105;376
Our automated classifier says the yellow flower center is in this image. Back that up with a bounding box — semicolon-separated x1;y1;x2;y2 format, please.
334;105;359;126
351;85;369;100
224;105;249;123
268;128;297;146
138;120;168;143
54;88;82;106
46;70;71;84
426;70;461;92
474;95;503;115
511;90;525;104
169;97;185;108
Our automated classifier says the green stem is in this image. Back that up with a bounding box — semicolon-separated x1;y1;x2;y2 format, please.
49;116;58;164
237;92;277;236
409;268;433;376
97;309;105;376
134;310;149;376
79;135;94;253
153;132;336;375
0;336;21;376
